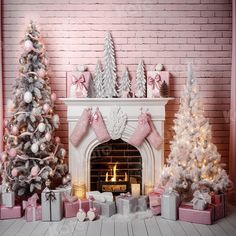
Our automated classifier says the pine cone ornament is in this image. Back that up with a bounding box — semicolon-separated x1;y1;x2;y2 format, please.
160;81;169;98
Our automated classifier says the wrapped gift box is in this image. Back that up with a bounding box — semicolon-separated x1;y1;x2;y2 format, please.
115;194;138;215
179;204;214;225
24;205;42;222
137;196;149;211
161;189;180;220
94;201;116;217
212;203;224;221
41;188;63;221
67;71;92;98
211;192;227;216
192;190;211;211
147;71;169;98
2;191;15;208
149;192;161;207
151;205;161;215
64;199;89;218
0;205;21;219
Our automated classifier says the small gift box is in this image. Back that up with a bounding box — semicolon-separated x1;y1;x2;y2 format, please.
115;193;138;215
94;201;116;217
147;71;169;98
23;193;42;222
210;192;226;220
191;190;211;211
151;205;161;215
67;71;92;98
64;199;89;218
86;191;113;202
161;188;180;220
0;205;21;219
41;188;63;222
137;195;149;212
2;190;15;208
179;204;214;225
149;192;161;207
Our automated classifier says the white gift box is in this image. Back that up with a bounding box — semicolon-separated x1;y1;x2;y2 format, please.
86;191;113;202
161;189;180;220
137;195;149;212
2;191;15;208
115;195;138;215
94;201;116;217
41;188;63;221
147;71;169;98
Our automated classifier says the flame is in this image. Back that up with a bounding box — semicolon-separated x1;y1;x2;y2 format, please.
105;172;108;182
125;172;128;181
111;162;118;182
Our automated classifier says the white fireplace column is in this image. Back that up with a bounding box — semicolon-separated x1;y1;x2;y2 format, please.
61;98;172;194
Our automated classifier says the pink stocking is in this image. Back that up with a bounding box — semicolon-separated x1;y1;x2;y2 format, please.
128;112;151;147
70;108;92;147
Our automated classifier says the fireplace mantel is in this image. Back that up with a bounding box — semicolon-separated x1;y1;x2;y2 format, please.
60;98;173;194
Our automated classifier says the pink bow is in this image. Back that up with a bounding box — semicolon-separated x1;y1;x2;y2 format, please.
147;74;162;90
22;193;38;210
72;74;88;97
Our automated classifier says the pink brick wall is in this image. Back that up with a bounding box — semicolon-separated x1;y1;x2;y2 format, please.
1;0;232;171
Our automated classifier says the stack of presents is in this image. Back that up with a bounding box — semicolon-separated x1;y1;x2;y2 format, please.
0;184;226;224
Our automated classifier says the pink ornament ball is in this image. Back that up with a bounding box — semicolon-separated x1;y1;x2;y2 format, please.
9;148;17;158
24;40;33;52
45;133;51;141
38;68;46;78
43;103;50;113
11;168;18;177
12;126;19;135
55;137;61;144
1;152;7;162
31;165;40;177
51;93;57;102
4;119;9;128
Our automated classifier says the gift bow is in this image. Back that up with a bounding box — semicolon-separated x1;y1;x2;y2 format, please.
72;74;88;94
63;192;78;203
45;190;56;202
191;190;211;205
119;192;131;198
147;74;162;90
22;193;38;210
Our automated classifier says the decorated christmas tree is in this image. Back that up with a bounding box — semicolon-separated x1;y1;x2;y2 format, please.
94;60;105;98
103;32;118;98
161;64;229;194
119;67;131;98
135;60;146;98
0;21;68;196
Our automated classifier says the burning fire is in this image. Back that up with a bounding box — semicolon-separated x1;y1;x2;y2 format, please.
105;162;128;182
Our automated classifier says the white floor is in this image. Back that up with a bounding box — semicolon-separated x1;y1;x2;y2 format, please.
0;206;236;236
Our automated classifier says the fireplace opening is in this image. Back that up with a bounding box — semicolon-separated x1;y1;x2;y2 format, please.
90;139;142;195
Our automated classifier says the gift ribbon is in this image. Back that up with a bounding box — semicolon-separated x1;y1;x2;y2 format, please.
22;193;38;221
45;191;56;221
63;192;78;203
72;74;88;96
119;192;131;198
147;74;162;90
191;190;211;205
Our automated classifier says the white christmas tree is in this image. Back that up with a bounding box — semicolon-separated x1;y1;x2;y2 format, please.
135;60;146;98
94;60;105;98
103;32;118;98
161;63;229;193
119;67;131;98
0;22;68;196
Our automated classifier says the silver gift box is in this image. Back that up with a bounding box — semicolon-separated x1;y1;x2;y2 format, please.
161;191;180;220
94;201;116;217
41;188;63;221
115;195;138;215
2;191;15;208
138;195;149;212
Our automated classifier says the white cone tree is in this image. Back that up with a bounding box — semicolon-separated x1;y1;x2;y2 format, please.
161;64;229;193
0;22;68;196
119;67;131;98
103;32;118;98
94;60;105;98
135;60;146;98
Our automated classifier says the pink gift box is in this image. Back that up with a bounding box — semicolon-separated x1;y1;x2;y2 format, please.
151;205;161;215
24;205;42;222
66;71;91;98
64;199;89;218
179;204;214;225
149;192;161;207
0;205;22;219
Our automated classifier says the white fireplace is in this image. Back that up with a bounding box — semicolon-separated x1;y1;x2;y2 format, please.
61;98;172;194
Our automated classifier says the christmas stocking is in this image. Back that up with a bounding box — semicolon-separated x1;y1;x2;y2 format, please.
146;113;163;149
91;108;110;142
70;108;92;147
128;112;151;147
